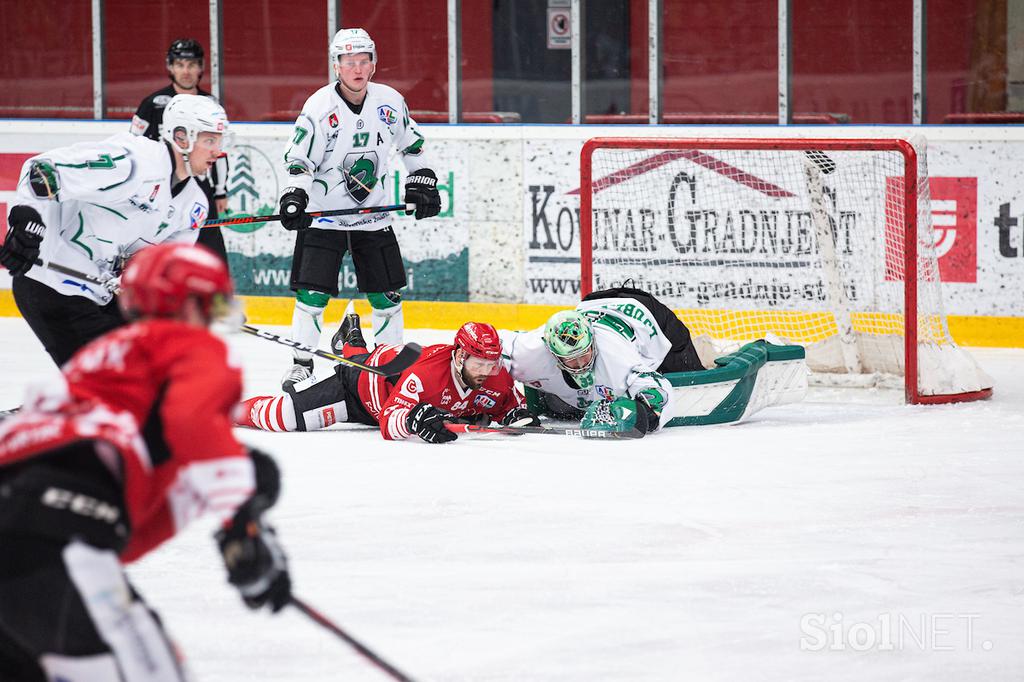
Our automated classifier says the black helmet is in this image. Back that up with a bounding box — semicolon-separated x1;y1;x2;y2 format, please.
167;39;204;64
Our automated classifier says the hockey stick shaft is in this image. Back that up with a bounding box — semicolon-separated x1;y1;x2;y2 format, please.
20;261;421;378
444;423;644;440
32;259;106;286
198;203;414;229
290;596;418;682
240;324;421;378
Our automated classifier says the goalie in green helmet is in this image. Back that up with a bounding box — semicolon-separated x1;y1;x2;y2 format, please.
500;287;707;437
543;311;598;388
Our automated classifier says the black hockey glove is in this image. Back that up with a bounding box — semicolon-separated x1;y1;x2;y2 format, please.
215;448;289;612
403;168;441;220
500;406;541;428
279;187;313;231
634;391;662;436
0;205;45;276
216;517;291;613
406;402;457;443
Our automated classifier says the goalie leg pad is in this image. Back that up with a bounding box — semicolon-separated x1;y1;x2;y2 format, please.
664;341;808;426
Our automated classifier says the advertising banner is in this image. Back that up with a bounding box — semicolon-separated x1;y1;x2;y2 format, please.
0;122;1021;321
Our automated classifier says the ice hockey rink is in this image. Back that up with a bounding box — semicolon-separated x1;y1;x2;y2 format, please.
1;317;1021;682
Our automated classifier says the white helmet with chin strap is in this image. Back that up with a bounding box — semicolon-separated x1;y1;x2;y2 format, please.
329;28;376;67
161;94;230;156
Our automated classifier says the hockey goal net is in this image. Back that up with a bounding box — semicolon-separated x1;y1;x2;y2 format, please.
579;137;992;404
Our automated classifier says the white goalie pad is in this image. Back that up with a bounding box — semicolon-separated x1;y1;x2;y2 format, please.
665;342;808;427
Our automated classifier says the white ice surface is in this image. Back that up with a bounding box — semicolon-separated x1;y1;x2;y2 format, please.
1;317;1022;681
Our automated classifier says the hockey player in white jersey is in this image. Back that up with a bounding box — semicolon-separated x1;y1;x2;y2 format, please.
277;27;442;390
500;287;706;437
0;94;229;366
502;286;809;434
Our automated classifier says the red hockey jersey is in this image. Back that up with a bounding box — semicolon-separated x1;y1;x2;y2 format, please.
0;320;253;562
372;344;525;440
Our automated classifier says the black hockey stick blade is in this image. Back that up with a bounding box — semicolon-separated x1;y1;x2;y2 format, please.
445;422;645;440
376;342;423;378
240;324;421;377
290;596;418;682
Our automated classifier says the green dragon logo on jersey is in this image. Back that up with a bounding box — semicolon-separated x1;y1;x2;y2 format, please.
342;152;379;204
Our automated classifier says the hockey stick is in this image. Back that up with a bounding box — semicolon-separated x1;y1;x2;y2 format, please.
198;203;414;229
17;261;420;378
444;422;645;440
29;259;107;286
240;324;421;378
290;596;418;682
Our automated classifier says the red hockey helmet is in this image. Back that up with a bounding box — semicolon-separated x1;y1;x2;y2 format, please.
455;322;501;361
119;243;233;319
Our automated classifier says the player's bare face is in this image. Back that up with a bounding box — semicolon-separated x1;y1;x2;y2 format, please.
335;54;374;99
168;58;202;92
461;354;501;389
189;132;223;174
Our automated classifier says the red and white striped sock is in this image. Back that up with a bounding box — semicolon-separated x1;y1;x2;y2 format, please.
237;395;296;432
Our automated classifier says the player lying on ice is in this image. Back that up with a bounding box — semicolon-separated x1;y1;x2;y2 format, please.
237;317;540;444
499;285;809;435
0;244;292;681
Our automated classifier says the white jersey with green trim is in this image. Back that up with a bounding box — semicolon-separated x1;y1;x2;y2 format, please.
282;81;430;232
499;297;675;426
16;132;206;305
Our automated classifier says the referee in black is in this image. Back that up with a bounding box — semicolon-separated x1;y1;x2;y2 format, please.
130;38;230;267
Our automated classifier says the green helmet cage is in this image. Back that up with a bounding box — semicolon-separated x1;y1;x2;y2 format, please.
543;310;596;378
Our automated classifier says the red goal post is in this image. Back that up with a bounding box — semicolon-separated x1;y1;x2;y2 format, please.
579;137;993;405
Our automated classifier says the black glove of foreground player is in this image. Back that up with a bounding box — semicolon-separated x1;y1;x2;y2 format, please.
278;187;313;231
403;168;441;220
0;205;45;276
216;518;291;612
215;448;290;612
407;402;457;443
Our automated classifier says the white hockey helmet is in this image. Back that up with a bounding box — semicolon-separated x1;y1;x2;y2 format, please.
161;94;230;155
329;28;377;65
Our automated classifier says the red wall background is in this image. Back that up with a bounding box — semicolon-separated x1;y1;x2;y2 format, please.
0;0;999;124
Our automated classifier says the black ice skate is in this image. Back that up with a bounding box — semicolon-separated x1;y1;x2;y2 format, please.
331;312;367;355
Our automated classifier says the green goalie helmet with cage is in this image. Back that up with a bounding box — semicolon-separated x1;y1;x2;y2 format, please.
543;310;596;388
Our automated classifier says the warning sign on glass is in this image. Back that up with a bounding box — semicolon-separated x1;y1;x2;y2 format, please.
547;5;571;50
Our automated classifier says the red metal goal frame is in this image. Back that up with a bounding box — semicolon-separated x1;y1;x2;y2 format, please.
579;137;991;405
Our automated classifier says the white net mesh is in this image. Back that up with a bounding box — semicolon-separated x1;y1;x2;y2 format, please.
582;137;992;400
